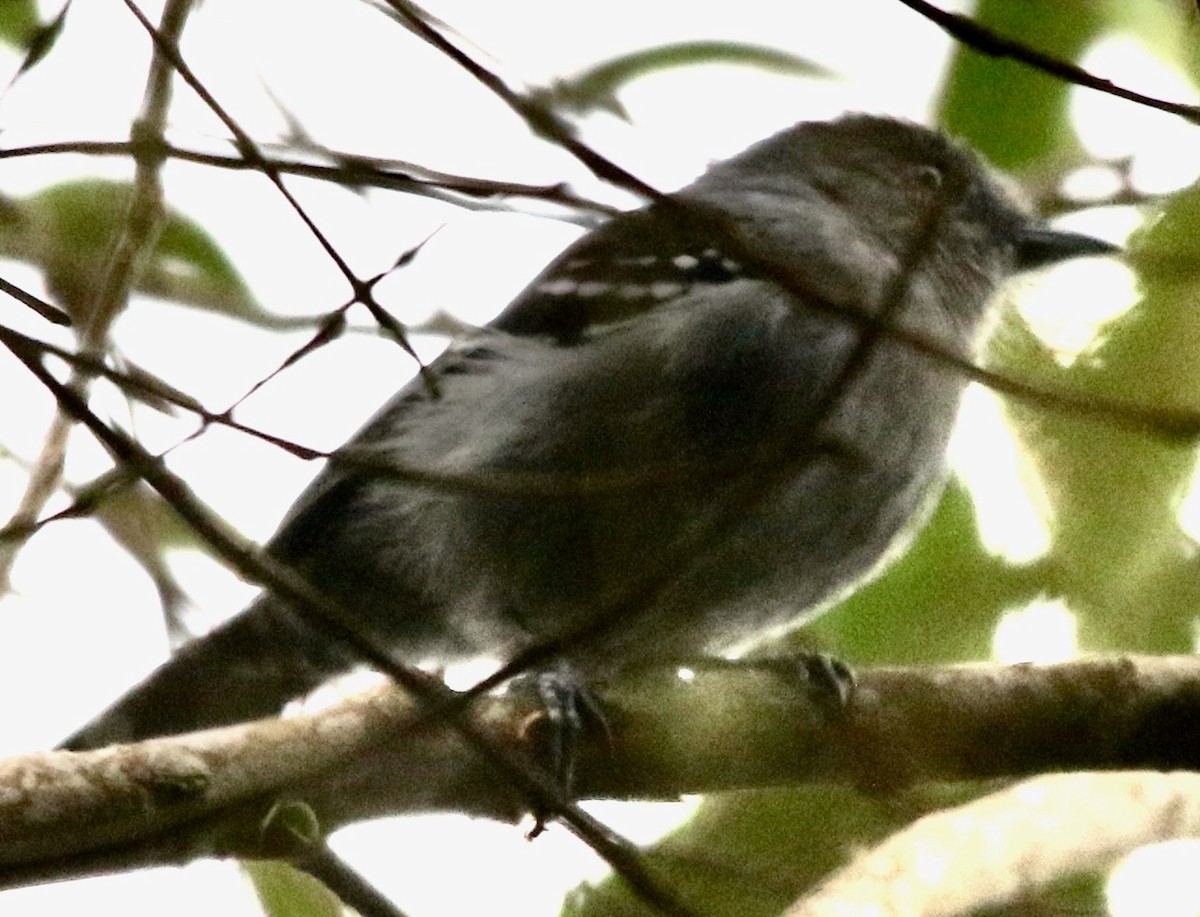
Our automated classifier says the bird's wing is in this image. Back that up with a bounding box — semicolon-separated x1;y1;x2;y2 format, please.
267;199;779;558
492;201;749;343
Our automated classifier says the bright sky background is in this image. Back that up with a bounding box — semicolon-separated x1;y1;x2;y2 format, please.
0;1;1194;915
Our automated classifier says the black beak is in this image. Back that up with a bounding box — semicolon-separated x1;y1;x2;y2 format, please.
1016;226;1121;270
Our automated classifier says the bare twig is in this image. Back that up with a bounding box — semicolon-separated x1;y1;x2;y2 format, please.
376;0;664;201
0;275;71;326
0;139;614;220
375;3;1200;454
1;3;1183;913
4;306;1199;559
119;0;433;382
292;849;415;917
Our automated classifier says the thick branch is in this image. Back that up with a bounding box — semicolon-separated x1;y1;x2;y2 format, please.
2;655;1198;889
787;771;1200;917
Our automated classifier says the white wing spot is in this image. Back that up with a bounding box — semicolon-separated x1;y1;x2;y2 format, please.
649;281;684;299
672;254;699;270
537;278;577;296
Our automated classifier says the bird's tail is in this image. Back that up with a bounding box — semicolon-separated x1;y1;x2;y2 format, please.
60;596;349;751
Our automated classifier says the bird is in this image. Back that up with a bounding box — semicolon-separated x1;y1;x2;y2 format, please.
62;114;1117;751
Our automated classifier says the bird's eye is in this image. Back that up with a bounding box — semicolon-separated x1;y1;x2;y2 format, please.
913;164;943;191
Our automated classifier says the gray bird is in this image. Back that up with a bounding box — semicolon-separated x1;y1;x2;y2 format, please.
63;114;1116;751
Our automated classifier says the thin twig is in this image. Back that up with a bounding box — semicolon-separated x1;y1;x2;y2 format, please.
6;3;1183;912
293;847;415;917
6;309;1194;555
0;275;71;326
6;656;1200;888
119;0;432;380
377;0;664;202
0;138;614;220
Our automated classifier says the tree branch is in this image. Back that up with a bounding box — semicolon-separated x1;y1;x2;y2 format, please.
3;655;1198;890
0;138;613;221
787;770;1200;917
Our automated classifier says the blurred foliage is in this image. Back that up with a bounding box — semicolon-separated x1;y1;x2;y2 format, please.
84;476;199;639
0;0;69;83
936;0;1113;176
244;862;343;917
811;480;1037;665
531;41;832;120
976;872;1108;917
936;0;1195;183
0;0;43;48
0;178;309;329
564;786;907;917
996;233;1200;653
0;177;271;626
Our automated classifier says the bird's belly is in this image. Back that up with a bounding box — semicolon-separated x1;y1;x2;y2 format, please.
451;445;942;673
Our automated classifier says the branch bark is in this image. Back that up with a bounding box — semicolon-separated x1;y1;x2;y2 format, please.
3;654;1199;890
787;770;1200;917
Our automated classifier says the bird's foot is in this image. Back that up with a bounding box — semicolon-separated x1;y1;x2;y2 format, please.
515;662;610;839
745;651;857;717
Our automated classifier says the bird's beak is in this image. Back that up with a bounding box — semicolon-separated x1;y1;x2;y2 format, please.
1016;226;1121;270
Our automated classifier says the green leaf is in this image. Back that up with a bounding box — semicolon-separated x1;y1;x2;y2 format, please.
244;861;344;917
7;1;69;80
534;41;833;119
0;178;310;329
562;486;1058;917
0;0;41;48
